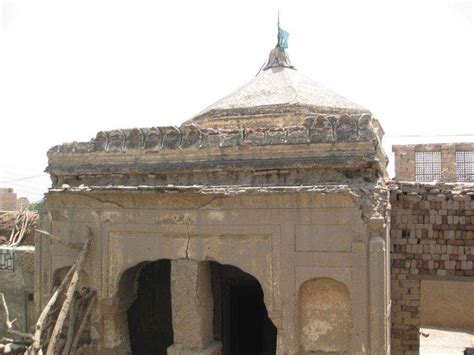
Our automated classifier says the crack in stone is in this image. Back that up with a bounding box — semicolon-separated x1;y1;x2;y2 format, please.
75;192;125;209
185;226;191;259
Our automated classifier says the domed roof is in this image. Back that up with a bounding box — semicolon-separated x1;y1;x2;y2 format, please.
185;46;369;128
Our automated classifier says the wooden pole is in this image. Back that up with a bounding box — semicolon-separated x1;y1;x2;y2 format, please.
70;291;96;353
61;291;78;355
31;264;77;352
45;236;91;355
35;229;82;250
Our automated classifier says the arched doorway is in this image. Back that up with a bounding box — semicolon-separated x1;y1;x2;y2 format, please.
210;262;277;355
127;259;173;355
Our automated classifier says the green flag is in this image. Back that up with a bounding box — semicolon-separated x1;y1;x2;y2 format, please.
278;27;289;50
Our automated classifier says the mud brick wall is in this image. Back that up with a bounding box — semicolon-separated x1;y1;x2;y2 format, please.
390;182;474;353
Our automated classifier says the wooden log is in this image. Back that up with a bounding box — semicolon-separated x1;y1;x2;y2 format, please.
45;236;92;355
35;229;82;250
31;264;77;352
11;210;28;247
61;291;78;355
70;291;96;354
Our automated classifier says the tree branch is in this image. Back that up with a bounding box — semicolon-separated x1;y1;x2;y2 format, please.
0;293;33;341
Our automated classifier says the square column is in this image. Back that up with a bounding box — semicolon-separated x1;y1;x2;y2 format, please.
369;235;389;353
168;260;222;355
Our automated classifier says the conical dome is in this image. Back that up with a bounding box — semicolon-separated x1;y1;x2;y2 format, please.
184;47;369;129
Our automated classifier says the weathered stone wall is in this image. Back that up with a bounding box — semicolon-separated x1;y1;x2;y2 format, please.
0;246;35;338
390;182;474;353
0;188;18;212
36;185;389;354
393;143;474;182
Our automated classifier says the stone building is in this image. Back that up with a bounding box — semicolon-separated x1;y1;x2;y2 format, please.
17;197;30;211
389;182;474;353
393;143;474;182
38;41;391;353
0;188;30;211
0;245;35;338
0;188;18;211
390;143;474;353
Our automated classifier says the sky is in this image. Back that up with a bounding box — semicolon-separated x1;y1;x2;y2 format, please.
0;0;473;202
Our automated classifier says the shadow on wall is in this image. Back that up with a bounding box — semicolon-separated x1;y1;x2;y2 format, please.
299;277;352;354
127;260;173;355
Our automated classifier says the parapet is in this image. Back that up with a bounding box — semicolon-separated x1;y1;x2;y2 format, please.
48;113;380;155
46;113;387;188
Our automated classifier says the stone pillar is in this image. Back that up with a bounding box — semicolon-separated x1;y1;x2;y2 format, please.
369;236;388;354
441;144;457;181
168;260;222;355
99;301;133;354
393;145;415;181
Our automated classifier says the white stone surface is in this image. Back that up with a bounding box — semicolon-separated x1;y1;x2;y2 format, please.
420;326;474;355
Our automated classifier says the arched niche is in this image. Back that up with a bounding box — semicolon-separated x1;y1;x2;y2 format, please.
298;277;352;354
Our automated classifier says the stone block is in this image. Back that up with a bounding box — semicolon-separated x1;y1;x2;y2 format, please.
167;341;222;355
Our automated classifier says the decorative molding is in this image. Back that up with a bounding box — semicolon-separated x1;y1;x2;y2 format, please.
48;114;377;156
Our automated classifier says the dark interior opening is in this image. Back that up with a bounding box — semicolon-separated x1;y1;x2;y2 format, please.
211;262;277;355
127;260;173;355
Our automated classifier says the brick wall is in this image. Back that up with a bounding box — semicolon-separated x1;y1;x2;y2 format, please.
393;143;474;182
390;182;474;353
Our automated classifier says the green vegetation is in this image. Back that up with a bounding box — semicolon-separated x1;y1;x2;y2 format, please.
28;200;43;212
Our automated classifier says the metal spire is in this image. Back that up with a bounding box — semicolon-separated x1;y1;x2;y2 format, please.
277;9;280;47
262;10;294;71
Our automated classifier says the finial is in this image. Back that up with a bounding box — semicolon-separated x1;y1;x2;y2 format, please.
261;11;294;71
277;9;280;47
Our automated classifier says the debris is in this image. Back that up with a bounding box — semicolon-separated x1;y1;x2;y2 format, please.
0;210;38;246
420;330;430;338
0;229;94;354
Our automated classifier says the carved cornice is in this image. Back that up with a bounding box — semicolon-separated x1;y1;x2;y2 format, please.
48;114;377;156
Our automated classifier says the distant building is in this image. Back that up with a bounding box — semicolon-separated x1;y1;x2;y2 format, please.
0;188;18;211
16;197;30;211
393;143;474;182
0;188;29;211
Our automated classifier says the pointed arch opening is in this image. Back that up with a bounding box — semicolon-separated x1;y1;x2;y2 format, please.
126;259;173;354
210;262;277;355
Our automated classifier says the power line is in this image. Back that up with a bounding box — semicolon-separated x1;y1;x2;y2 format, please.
0;170;46;177
386;134;474;138
0;174;48;184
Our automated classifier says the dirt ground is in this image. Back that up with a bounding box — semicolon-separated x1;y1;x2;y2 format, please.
420;326;474;354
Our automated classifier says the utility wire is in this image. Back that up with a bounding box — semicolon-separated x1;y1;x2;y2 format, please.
0;174;48;184
385;134;474;138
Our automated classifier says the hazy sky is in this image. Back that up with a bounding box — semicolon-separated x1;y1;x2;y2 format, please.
0;0;472;202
